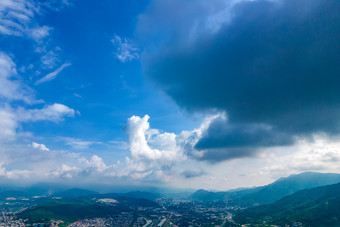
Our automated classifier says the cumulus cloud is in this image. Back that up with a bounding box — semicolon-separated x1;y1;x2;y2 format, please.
0;165;31;180
51;164;80;179
139;0;340;161
35;63;72;85
111;35;140;63
126;115;183;163
121;114;226;180
80;155;109;174
0;142;80;181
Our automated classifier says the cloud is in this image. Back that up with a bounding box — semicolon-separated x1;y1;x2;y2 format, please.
80;155;108;174
194;113;294;161
51;164;80;179
35;63;71;85
32;142;49;151
17;103;75;123
0;142;81;181
0;0;69;38
0;53;75;142
258;135;340;178
181;169;206;178
126;115;183;163
0;107;17;141
0;165;31;180
29;25;51;41
61;137;100;150
111;35;140;63
0;0;39;36
139;0;340;161
0;52;36;104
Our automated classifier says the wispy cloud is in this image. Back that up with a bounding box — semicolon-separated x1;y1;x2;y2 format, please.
0;52;37;104
35;63;71;85
0;0;39;36
0;53;75;142
111;35;139;63
17;103;75;123
61;137;101;150
29;25;51;41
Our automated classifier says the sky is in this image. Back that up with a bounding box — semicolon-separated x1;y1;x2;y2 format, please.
1;0;340;191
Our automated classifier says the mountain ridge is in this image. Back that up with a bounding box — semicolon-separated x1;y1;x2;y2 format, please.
189;172;340;206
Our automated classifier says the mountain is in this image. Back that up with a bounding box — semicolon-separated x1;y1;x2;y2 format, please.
121;191;161;201
234;181;340;227
228;172;340;206
189;172;340;205
53;188;98;199
18;200;129;224
189;189;226;201
18;194;160;224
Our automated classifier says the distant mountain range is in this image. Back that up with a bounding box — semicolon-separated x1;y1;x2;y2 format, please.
189;172;340;206
2;171;340;226
234;181;340;226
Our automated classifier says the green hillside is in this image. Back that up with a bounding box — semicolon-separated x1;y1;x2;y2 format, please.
234;182;340;226
18;201;127;224
230;172;340;206
18;195;160;224
190;172;340;206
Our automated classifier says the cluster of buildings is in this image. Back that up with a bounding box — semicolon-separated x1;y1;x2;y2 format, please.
0;212;26;226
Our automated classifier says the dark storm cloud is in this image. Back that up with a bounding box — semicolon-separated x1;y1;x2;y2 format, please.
194;114;294;162
139;0;340;161
195;116;293;149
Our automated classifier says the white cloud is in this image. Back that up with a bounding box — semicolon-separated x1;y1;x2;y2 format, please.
80;155;108;173
0;52;36;104
35;63;71;85
258;135;340;178
126;115;183;162
29;25;51;41
38;50;61;69
32;142;49;151
0;53;75;142
17;103;75;122
0;0;38;36
62;137;100;150
51;164;80;179
111;35;140;63
0;166;31;180
0;0;66;39
0;107;17;141
118;114;223;180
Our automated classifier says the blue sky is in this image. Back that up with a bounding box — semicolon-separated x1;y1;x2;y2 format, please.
1;0;340;190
